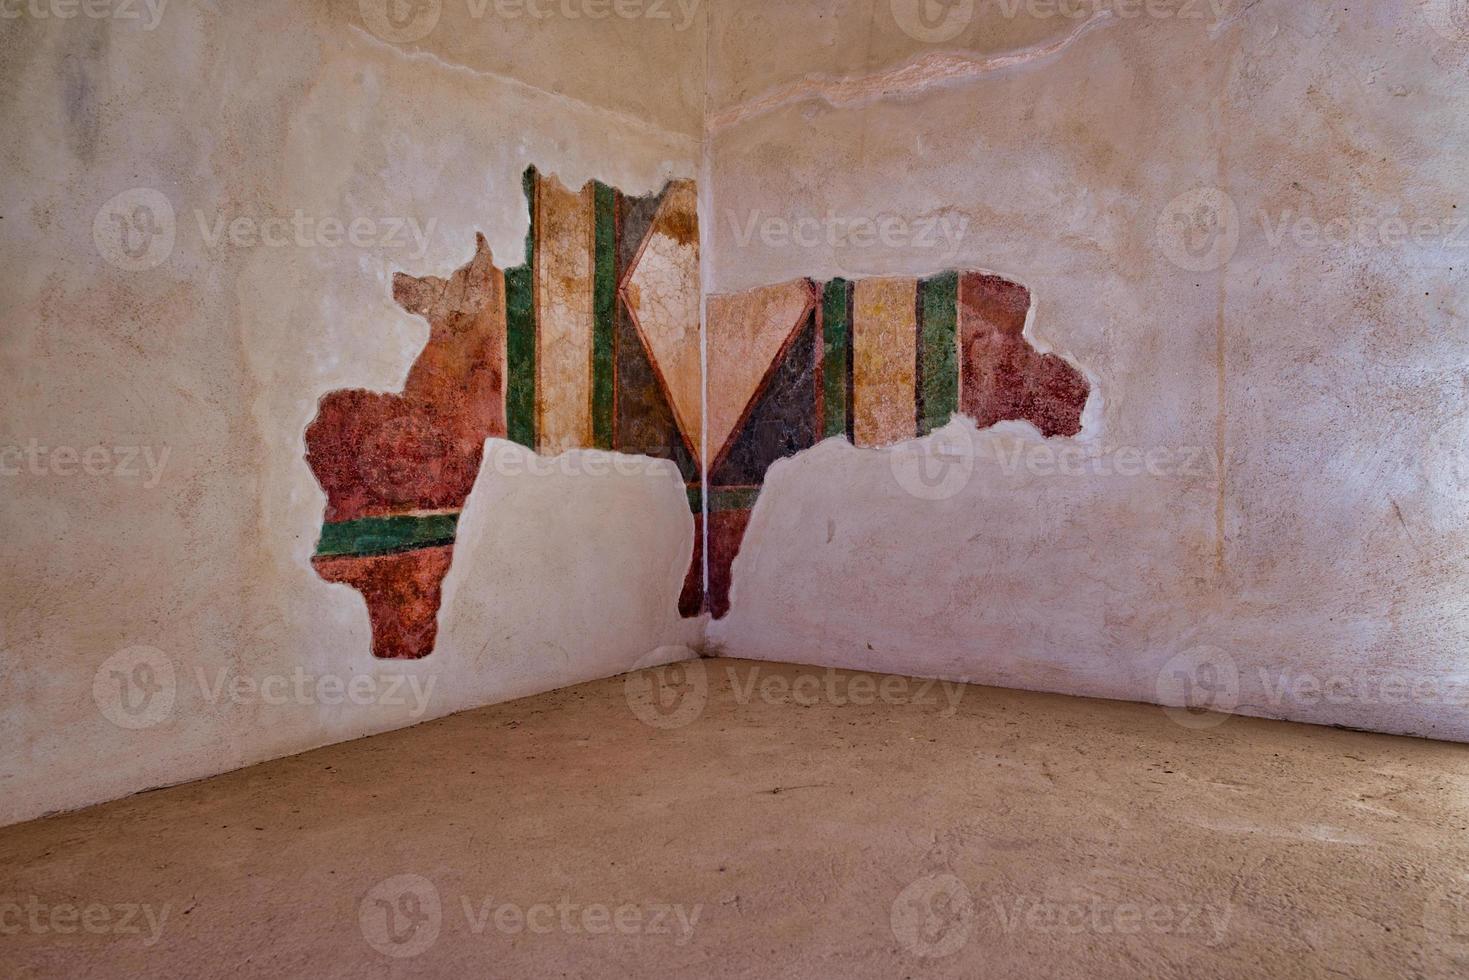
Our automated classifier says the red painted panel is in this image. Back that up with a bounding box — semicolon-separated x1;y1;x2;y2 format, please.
958;273;1088;438
312;546;455;661
707;509;752;620
306;235;507;523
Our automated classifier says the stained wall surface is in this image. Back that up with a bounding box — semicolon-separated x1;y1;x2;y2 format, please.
5;0;1469;831
0;0;706;827
704;0;1469;740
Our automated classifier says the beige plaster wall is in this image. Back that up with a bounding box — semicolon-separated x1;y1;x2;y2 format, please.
5;0;1468;830
0;0;704;827
704;0;1469;740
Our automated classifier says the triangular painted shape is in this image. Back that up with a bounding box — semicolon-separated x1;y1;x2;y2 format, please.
620;180;702;462
706;279;818;467
615;291;698;482
710;313;819;487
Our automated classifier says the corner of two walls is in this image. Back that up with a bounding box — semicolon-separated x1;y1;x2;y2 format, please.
6;0;1469;829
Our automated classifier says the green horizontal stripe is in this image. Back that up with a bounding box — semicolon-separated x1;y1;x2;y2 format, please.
707;487;761;512
316;514;460;558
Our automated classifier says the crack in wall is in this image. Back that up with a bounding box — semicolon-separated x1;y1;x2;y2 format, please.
706;11;1116;134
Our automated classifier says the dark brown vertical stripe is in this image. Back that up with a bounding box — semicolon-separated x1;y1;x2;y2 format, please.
592;181;616;450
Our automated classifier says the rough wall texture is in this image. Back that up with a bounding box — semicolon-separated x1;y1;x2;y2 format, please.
0;1;704;827
5;0;1469;829
704;0;1469;742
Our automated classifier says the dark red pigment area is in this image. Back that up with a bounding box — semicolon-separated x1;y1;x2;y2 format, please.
306;235;506;524
959;273;1088;438
313;546;455;661
707;509;752;620
680;517;704;618
305;236;506;660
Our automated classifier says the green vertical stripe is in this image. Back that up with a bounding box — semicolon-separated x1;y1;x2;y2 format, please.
505;167;538;449
822;279;851;440
918;271;959;436
592;182;617;450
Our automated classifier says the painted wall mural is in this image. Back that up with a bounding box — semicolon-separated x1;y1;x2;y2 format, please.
702;271;1089;618
305;168;1088;656
306;169;702;659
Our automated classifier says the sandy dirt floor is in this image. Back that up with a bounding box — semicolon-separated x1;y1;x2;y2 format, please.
3;658;1468;978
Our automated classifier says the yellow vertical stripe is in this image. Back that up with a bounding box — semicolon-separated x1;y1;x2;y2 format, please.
851;277;918;448
535;175;596;455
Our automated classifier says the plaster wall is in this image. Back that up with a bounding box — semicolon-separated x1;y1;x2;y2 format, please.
5;0;1469;831
704;0;1469;740
0;0;704;827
